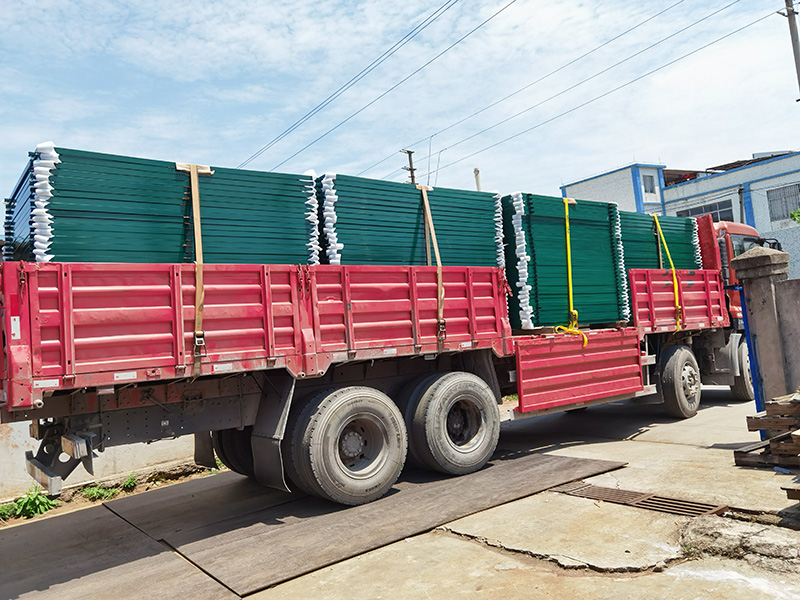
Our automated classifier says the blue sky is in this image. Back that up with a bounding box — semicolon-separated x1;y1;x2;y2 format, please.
1;0;795;199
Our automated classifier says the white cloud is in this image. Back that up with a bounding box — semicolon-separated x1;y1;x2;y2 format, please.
0;0;796;203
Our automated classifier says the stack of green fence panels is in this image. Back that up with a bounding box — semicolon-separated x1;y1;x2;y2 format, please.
317;174;497;266
618;211;701;271
501;193;629;330
4;158;36;261
189;166;317;264
4;144;315;264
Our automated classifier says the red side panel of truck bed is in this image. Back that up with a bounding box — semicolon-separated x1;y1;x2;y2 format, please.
1;262;512;410
629;269;729;332
514;328;644;413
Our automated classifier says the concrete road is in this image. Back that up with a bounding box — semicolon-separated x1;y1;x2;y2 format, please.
255;388;800;599
4;387;800;599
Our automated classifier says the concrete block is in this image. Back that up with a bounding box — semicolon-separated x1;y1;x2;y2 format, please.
776;279;800;393
731;246;790;281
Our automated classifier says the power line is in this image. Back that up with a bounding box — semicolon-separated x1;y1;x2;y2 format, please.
236;0;461;169
386;0;743;180
269;0;518;172
357;0;687;177
420;9;778;180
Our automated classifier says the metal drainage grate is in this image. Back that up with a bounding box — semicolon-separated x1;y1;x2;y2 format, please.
551;482;727;517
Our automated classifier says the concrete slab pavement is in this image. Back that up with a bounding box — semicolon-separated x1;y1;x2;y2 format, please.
258;389;800;598
252;529;800;600
444;492;689;571
5;384;800;598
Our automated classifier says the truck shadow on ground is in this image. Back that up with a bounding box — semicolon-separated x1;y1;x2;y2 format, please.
498;386;755;455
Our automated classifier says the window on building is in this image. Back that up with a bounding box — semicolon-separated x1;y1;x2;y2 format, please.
766;183;800;222
643;174;656;194
676;199;735;222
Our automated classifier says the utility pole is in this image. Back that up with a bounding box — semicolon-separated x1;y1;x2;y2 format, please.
782;0;800;98
473;167;482;191
401;149;416;184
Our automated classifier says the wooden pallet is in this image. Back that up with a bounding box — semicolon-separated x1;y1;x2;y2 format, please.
746;413;800;432
739;394;800;502
733;435;800;468
782;483;800;501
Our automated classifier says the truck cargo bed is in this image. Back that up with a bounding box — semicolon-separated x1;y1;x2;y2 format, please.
1;262;512;411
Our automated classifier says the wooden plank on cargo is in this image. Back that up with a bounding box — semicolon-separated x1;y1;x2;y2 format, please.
793;430;800;446
746;413;800;432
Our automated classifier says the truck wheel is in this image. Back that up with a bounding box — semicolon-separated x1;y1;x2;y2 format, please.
402;372;500;475
286;386;407;505
212;428;255;477
661;346;701;419
283;389;335;496
212;431;232;470
730;339;755;402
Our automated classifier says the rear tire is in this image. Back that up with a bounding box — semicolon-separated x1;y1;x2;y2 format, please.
661;346;701;419
286;386;407;505
402;372;500;475
212;428;255;477
730;339;755;402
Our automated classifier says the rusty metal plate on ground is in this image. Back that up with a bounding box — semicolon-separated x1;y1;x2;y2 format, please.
552;481;727;516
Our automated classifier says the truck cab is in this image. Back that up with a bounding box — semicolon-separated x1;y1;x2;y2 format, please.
712;220;782;322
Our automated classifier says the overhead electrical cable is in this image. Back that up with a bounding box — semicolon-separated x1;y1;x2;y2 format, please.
419;9;777;180
269;0;518;172
356;0;687;177
384;0;743;179
236;0;461;169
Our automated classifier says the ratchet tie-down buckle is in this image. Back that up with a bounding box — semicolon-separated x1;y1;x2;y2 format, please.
193;330;206;376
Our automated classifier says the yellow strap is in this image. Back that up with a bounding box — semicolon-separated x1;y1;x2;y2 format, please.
417;185;446;343
559;198;587;347
175;162;215;376
653;215;683;331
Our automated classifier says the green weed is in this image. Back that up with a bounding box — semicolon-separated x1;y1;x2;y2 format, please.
81;485;119;501
0;502;17;521
15;486;60;519
121;473;137;492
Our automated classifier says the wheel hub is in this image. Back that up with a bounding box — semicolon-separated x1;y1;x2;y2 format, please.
446;399;483;447
340;430;364;458
681;364;700;399
447;405;467;438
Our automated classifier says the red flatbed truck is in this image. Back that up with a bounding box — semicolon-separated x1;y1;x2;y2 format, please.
0;215;755;505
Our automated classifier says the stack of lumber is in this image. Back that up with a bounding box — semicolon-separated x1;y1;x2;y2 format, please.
5;142;316;264
734;392;800;501
783;429;800;502
316;173;498;267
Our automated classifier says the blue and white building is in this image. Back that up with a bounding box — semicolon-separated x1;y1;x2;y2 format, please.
561;152;800;278
560;163;667;215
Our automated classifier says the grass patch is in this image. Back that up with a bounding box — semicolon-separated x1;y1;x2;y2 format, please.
81;485;119;501
0;502;17;522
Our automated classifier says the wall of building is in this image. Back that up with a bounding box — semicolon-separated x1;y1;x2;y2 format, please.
663;153;800;278
561;167;638;213
0;421;194;500
638;166;665;215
